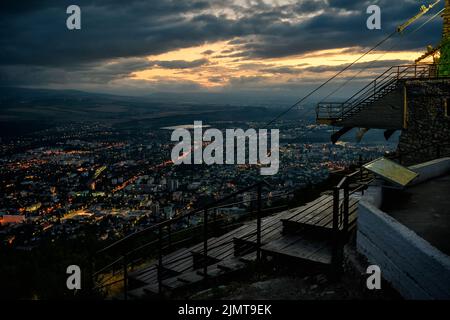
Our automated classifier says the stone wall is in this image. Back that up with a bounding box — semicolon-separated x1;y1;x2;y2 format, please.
397;79;450;165
439;0;450;76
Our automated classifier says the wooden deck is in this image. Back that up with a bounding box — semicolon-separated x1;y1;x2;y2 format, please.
261;233;333;265
126;192;360;299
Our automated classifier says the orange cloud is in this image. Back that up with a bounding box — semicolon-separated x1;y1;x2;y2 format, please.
131;40;423;89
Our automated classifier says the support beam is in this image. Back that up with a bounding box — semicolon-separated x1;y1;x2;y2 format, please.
403;85;408;129
331;127;353;144
384;129;397;141
356;128;370;143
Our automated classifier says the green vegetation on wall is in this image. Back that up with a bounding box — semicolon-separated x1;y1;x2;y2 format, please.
440;39;450;76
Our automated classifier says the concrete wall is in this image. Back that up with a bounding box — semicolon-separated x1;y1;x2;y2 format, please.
409;157;450;185
357;201;450;299
356;157;450;299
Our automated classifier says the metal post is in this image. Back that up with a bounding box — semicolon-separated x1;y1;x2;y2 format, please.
168;224;172;251
203;208;208;279
88;253;95;297
332;186;342;273
332;187;339;234
343;179;349;235
123;254;128;300
158;225;163;294
213;208;217;236
359;154;363;180
257;183;262;261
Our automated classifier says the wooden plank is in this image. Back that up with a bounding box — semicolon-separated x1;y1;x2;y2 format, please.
235;221;279;243
262;233;333;265
320;199;359;229
212;241;235;260
239;251;258;263
196;265;224;277
191;237;234;260
301;204;333;227
285;195;332;223
234;221;284;247
177;270;204;284
132;264;157;281
261;234;305;251
217;257;246;272
239;208;290;244
287;197;359;230
306;243;333;265
142;283;160;296
300;196;338;224
130;195;357;289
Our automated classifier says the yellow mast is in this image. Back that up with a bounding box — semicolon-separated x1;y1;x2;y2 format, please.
397;0;441;33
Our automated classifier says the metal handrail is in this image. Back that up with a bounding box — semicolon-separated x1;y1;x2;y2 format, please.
93;191;291;283
91;179;276;298
317;63;447;121
342;64;430;107
96;180;270;255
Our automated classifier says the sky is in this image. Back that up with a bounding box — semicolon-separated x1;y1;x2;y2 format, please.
0;0;445;100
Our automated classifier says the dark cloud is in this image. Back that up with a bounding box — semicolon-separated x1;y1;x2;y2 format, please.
0;57;211;87
1;0;442;65
0;0;445;91
261;65;309;74
208;76;224;83
0;0;218;66
232;1;443;59
149;58;209;69
0;57;153;86
302;59;412;73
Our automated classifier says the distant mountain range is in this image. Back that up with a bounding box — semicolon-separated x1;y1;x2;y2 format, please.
0;87;311;137
0;87;398;144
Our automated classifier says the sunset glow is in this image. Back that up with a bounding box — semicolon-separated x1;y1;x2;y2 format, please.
132;41;423;89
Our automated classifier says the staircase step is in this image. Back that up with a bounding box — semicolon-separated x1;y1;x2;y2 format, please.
177;270;205;284
261;233;333;265
239;251;258;263
233;237;258;256
217;257;247;272
196;265;224;277
127;286;153;299
282;219;333;239
191;251;221;269
143;283;161;295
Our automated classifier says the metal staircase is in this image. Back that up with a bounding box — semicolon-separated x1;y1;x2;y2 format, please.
316;64;436;125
